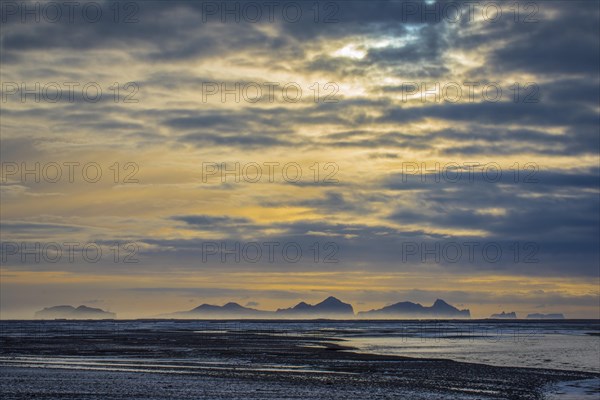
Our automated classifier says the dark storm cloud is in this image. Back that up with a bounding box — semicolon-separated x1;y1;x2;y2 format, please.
544;78;600;106
381;167;599;275
132;215;598;277
379;101;597;127
3;211;598;277
172;215;251;227
0;1;450;74
161;102;378;149
181;132;290;147
163;108;300;132
0;221;83;233
167;115;245;129
389;194;598;238
485;2;600;75
437;124;599;157
3;0;598;73
319;123;599;157
322;128;430;149
166;108;297;148
384;168;600;191
265;191;361;213
1;2;184;47
1;1;293;63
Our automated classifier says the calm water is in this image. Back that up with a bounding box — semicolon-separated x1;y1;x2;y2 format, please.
313;320;600;373
1;319;599;373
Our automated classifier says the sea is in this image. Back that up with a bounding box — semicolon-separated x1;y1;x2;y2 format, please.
1;319;599;398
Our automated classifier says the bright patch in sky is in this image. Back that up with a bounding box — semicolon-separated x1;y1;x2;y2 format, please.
333;43;366;59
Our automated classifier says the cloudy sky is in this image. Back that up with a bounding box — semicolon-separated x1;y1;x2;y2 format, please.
1;0;599;318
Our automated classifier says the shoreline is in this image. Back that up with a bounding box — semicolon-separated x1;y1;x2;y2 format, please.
1;322;599;399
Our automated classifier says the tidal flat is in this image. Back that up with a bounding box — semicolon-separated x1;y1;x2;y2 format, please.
1;320;598;399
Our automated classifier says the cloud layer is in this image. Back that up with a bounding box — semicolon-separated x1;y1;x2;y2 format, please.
1;0;599;318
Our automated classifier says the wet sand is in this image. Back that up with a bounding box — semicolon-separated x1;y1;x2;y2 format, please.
1;321;598;399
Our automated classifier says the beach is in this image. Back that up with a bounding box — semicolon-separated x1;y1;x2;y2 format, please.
1;320;599;399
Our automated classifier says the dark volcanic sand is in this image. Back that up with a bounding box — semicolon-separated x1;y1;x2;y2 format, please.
1;321;598;399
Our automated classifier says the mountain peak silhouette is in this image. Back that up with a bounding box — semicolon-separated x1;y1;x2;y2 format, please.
319;296;345;305
277;297;354;315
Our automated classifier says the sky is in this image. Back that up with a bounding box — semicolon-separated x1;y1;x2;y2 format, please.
0;0;599;319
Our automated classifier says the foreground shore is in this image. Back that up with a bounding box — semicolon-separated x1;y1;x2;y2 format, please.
1;321;598;399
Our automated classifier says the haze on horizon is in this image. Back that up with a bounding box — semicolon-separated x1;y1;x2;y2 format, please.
0;1;599;320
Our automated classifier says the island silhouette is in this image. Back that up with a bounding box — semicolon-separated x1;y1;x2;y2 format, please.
165;297;472;319
357;299;470;318
35;305;116;319
35;299;569;320
526;313;565;319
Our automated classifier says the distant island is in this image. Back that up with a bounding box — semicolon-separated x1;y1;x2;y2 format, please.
35;305;116;319
167;297;470;319
358;299;470;319
32;301;570;320
169;302;271;319
490;311;517;319
526;313;565;319
169;296;355;319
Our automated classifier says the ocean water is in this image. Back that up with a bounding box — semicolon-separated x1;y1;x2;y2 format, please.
335;321;600;373
1;320;599;398
217;319;600;397
2;319;597;372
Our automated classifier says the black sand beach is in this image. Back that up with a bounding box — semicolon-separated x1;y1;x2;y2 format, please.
1;321;598;399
